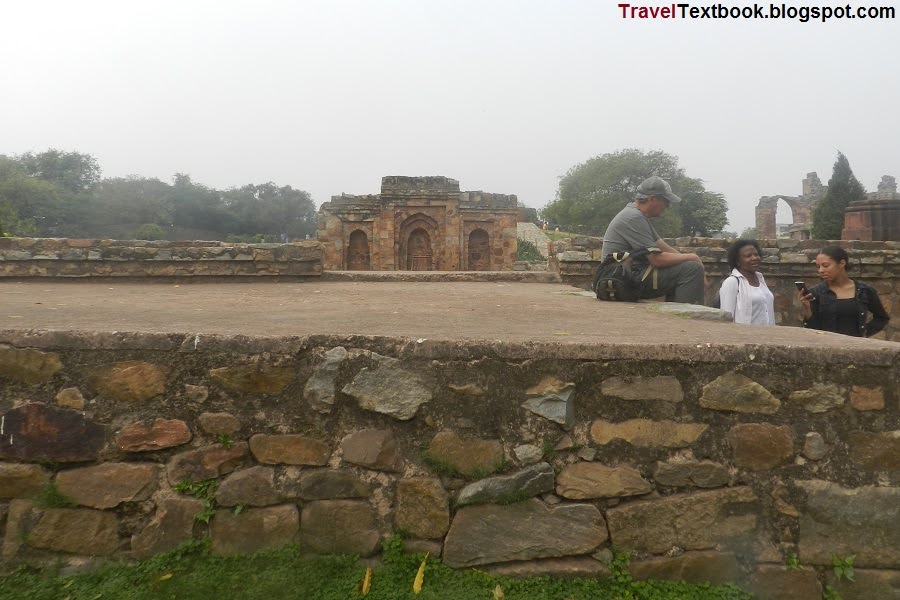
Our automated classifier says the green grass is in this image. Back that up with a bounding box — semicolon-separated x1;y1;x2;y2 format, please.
0;538;757;600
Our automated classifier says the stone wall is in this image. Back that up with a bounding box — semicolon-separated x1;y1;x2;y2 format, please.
551;237;900;342
0;238;323;278
1;331;898;599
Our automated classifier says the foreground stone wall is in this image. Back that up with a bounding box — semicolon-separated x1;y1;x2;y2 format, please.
0;238;323;278
552;237;900;342
1;332;898;599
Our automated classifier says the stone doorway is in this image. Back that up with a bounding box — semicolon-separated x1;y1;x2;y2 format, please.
407;228;433;271
468;229;490;270
347;230;370;270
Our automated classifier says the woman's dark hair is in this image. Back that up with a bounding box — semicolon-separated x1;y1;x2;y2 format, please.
818;246;851;270
727;239;762;270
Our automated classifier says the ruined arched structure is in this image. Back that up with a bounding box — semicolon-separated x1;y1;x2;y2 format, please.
755;173;823;240
318;176;518;271
842;175;900;241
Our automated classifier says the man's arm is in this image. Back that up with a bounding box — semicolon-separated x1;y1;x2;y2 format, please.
647;239;704;268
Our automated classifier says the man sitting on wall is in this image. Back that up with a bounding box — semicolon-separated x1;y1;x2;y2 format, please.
601;176;706;304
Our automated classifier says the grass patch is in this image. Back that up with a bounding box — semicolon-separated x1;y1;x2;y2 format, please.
516;239;544;262
0;537;757;600
36;482;75;509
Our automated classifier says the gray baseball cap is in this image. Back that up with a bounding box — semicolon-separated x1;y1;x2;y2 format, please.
636;176;681;204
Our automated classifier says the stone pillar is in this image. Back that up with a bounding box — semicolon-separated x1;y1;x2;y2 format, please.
842;176;900;241
755;198;778;239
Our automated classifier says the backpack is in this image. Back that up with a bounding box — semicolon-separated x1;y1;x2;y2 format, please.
592;249;657;302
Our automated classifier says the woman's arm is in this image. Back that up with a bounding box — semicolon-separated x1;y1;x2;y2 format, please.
801;288;823;330
719;276;739;320
864;287;890;337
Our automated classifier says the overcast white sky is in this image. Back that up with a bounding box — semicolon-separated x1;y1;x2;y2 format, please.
3;0;898;232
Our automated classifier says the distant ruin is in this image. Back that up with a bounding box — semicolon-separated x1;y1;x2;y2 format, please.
317;176;518;271
754;173;824;240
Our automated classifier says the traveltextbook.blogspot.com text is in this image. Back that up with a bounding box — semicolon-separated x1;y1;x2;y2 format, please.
618;2;895;22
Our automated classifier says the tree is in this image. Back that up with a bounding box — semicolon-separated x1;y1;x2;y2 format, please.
739;227;758;239
811;152;867;240
15;149;101;194
0;156;62;235
223;183;317;240
541;149;727;238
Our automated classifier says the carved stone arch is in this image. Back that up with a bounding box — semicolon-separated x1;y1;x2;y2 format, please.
755;195;806;239
346;229;370;270
398;213;440;271
467;228;491;271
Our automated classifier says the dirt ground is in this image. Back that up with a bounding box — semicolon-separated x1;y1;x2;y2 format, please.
1;279;896;354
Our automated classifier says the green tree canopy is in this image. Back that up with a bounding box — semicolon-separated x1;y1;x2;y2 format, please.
810;152;867;240
541;149;728;238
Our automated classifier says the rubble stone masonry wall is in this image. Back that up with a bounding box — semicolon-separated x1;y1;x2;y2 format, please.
553;237;900;342
1;332;898;599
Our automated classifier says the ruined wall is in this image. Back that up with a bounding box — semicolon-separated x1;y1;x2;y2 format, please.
1;332;898;599
0;239;323;278
553;237;900;342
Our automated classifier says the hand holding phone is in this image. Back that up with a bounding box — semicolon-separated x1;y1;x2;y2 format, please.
794;281;807;294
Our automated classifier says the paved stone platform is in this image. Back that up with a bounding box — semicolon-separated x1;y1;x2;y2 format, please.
1;280;896;364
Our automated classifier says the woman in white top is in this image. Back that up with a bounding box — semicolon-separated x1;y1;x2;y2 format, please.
718;239;776;326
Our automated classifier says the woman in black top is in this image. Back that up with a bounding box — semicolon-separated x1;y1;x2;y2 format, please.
798;246;890;337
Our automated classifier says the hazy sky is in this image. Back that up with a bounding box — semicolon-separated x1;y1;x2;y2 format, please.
3;0;898;232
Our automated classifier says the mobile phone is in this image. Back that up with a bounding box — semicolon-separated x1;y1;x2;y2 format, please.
795;281;807;293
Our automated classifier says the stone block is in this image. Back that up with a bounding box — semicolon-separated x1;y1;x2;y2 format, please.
426;431;504;478
56;463;159;509
55;387;85;410
522;377;576;429
300;500;380;557
166;442;249;485
27;508;119;555
299;469;371;501
629;551;740;585
606;487;758;555
653;459;730;488
797;480;900;568
601;376;683;402
342;354;431;420
590;419;708;448
131;496;204;559
849;430;900;473
443;499;607;568
825;568;900;600
87;361;169;402
184;384;208;403
215;466;279;507
789;384;845;413
0;345;63;384
209;364;295;395
748;566;822;600
802;432;828;460
116;419;192;452
556;463;652;499
457;462;555;506
850;386;885;411
340;429;403;472
0;462;51;498
303;346;347;413
1;499;37;560
395;477;449;539
197;412;240;436
249;434;330;466
210;504;299;556
0;402;105;463
700;372;781;414
483;556;610;579
729;423;793;471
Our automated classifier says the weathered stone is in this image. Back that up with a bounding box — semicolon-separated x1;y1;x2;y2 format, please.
483;556;610;579
590;419;708;448
209;364;294;395
849;431;900;472
457;462;555;506
653;459;729;488
802;432;828;460
748;566;822;600
606;487;758;555
629;551;740;585
645;303;733;321
443;499;607;568
340;429;402;472
850;386;885;411
166;442;249;484
601;376;683;402
426;431;504;477
699;372;781;414
87;361;168;402
449;383;484;396
395;477;450;538
729;423;793;471
131;496;204;558
249;434;330;466
342;354;431;420
116;419;192;452
300;500;380;557
210;504;299;556
0;462;51;498
197;412;240;436
0;402;105;463
215;466;279;507
55;387;85;410
826;568;900;600
56;463;158;509
0;345;63;384
789;383;845;413
797;480;900;568
1;499;37;560
27;508;119;555
184;384;208;403
522;376;575;429
299;469;371;500
556;463;652;499
513;444;543;464
303;346;347;413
